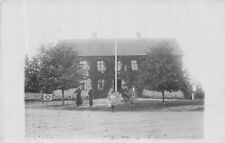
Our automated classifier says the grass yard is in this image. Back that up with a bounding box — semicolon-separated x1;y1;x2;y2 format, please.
26;98;204;139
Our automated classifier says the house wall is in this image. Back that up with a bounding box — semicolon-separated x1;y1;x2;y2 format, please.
78;54;182;98
79;55;144;98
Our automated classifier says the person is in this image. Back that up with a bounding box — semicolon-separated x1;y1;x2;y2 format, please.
121;84;129;104
88;87;94;107
108;88;116;112
129;85;137;104
74;86;82;106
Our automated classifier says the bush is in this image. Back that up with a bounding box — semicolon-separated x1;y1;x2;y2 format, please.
194;87;205;99
182;87;193;100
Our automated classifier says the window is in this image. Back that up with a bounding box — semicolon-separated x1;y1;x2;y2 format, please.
97;60;106;73
79;80;87;90
117;61;122;71
124;65;127;71
131;60;138;71
98;79;104;90
79;60;89;76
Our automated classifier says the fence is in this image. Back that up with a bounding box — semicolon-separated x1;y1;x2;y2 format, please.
25;93;42;101
142;89;184;99
25;88;89;101
25;89;184;101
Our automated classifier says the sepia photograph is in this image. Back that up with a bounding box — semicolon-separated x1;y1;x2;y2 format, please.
0;0;225;143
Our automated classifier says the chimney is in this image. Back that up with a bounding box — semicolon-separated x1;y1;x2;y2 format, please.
92;32;97;39
136;32;141;39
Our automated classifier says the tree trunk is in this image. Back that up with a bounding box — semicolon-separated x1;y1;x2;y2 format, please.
137;87;143;97
41;92;44;103
162;91;165;103
40;90;44;103
62;89;65;105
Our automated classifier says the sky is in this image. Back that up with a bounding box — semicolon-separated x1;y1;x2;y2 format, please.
24;0;225;88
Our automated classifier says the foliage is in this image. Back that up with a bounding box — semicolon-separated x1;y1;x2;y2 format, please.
25;55;40;93
180;70;193;99
137;44;184;102
194;85;205;99
37;43;82;104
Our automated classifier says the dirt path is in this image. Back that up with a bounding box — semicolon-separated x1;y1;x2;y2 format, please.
26;109;203;139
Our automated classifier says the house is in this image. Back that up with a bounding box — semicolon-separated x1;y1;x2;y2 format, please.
57;34;183;98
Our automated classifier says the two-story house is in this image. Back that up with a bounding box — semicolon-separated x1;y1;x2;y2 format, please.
57;35;183;98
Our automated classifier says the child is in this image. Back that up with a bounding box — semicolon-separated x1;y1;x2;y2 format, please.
108;88;116;112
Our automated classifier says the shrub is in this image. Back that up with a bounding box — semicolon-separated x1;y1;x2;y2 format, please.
194;86;205;99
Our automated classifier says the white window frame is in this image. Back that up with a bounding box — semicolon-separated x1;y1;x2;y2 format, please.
79;60;89;76
131;60;138;71
98;79;104;90
117;61;122;71
124;65;127;71
97;60;106;73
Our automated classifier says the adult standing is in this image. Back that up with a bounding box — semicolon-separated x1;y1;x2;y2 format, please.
74;86;82;106
129;85;137;104
121;84;129;103
88;87;94;107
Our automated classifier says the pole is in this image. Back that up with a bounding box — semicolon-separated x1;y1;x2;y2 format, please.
114;38;117;92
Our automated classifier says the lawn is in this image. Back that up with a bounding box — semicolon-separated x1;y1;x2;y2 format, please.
25;98;204;139
25;98;204;112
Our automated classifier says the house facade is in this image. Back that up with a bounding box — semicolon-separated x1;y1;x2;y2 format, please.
57;37;183;98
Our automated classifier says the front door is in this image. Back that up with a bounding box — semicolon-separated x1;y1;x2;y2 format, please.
114;79;122;92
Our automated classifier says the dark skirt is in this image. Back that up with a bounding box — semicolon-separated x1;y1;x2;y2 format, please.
76;95;82;106
89;98;93;106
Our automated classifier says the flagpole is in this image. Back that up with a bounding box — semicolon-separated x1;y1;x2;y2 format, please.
114;38;117;92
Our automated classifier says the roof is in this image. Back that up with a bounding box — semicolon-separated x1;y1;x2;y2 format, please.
57;38;183;56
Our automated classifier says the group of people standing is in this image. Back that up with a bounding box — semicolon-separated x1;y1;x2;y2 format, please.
74;86;93;107
74;84;137;111
108;84;137;112
121;84;137;104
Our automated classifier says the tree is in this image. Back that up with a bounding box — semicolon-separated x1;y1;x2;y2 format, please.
180;70;193;99
37;43;82;105
137;45;184;103
194;83;205;99
25;55;40;93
